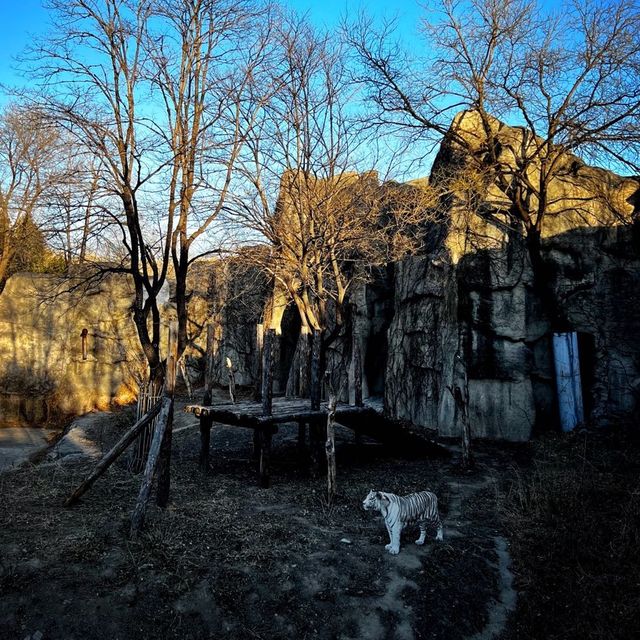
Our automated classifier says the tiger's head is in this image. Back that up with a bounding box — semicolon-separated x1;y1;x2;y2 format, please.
362;490;387;511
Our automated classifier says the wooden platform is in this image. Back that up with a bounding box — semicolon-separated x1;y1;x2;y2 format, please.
185;396;448;487
186;397;376;427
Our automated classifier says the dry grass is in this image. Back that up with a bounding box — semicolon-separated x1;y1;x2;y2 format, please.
501;427;640;640
0;405;498;640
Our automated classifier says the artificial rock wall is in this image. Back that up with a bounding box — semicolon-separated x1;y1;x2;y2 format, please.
0;273;145;425
384;111;640;441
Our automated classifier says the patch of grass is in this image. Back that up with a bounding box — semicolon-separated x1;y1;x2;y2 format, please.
502;427;640;640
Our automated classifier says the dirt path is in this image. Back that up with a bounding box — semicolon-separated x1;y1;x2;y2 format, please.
446;477;517;640
0;399;517;639
0;427;57;472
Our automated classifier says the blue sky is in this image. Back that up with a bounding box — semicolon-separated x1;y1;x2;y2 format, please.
0;0;425;91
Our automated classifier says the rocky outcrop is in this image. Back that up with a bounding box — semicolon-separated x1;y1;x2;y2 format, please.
385;256;458;432
385;111;640;441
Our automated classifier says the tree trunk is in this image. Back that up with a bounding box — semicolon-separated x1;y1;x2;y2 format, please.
261;328;275;416
286;326;311;398
310;330;322;411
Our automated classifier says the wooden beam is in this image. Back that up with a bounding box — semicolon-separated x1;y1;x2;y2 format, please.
64;400;163;507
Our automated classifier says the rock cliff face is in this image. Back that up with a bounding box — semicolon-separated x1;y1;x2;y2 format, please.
205;257;269;388
385;112;640;441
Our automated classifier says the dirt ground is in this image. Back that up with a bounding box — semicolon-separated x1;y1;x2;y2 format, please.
0;392;532;639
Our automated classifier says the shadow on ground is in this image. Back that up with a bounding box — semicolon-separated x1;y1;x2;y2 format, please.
0;391;517;640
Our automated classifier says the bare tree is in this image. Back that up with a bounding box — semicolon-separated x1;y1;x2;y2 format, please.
233;15;430;388
30;0;271;382
350;0;640;320
0;104;64;294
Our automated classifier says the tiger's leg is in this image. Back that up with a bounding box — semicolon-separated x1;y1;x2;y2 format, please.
388;522;402;555
384;521;393;550
435;514;444;541
415;520;427;545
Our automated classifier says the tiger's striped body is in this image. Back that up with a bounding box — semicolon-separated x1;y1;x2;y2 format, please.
362;490;443;555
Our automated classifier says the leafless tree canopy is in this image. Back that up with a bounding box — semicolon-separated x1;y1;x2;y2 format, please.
350;0;640;253
23;0;273;379
3;0;638;376
229;14;433;335
0;105;68;293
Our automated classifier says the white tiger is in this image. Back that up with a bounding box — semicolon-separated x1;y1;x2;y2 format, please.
362;489;443;555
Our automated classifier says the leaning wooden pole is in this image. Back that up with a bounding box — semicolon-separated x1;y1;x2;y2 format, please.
130;322;178;536
156;322;178;507
64;401;162;507
129;397;173;537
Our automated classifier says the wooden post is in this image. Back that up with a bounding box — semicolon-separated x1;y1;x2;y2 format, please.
129;379;162;474
286;326;311;397
200;323;215;471
252;430;261;462
199;415;213;472
203;323;215;406
297;421;306;452
258;428;272;488
353;330;363;449
64;400;162;507
130;396;173;537
257;328;275;487
325;384;338;505
179;358;192;399
226;357;236;404
308;330;323;473
156;321;178;508
353;333;363;408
